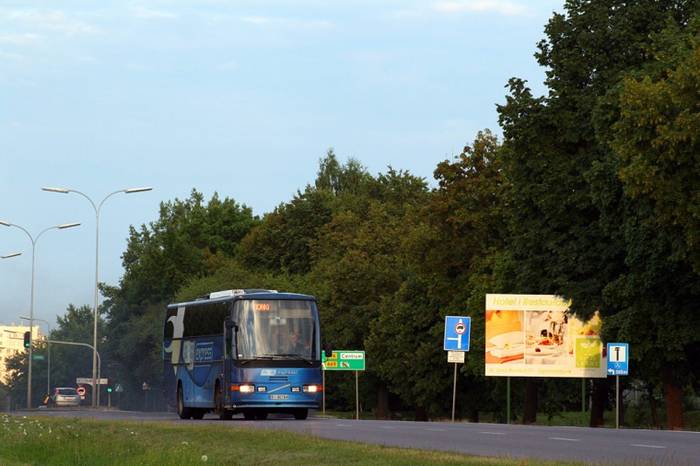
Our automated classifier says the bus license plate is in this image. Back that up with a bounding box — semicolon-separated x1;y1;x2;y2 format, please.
269;394;288;400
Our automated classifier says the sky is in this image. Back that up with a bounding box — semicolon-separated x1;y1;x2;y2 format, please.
0;0;562;328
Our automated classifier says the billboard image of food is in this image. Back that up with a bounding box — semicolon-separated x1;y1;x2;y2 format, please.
485;294;606;378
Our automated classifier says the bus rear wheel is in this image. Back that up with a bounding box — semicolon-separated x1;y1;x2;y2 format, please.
293;409;308;420
177;384;192;420
191;409;205;420
243;410;255;421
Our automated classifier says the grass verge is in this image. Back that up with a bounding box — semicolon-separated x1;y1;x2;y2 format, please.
0;414;589;466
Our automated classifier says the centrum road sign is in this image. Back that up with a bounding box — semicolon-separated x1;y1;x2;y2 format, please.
322;350;365;371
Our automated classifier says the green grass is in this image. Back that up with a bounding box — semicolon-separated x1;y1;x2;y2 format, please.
0;414;588;466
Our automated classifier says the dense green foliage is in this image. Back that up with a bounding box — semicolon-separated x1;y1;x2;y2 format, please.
4;1;699;427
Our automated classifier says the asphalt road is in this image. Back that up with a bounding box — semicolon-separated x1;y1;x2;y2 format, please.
14;409;700;465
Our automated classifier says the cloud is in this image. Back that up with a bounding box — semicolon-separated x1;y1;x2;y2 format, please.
240;16;333;30
0;50;24;62
0;9;99;35
0;33;41;46
433;0;529;16
131;6;177;20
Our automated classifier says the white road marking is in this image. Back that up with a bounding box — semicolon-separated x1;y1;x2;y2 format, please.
380;426;395;430
335;423;352;427
630;444;666;449
479;431;506;435
549;437;580;442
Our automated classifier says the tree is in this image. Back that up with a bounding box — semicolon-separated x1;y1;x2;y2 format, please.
601;28;700;428
496;1;699;427
367;131;508;420
101;189;258;408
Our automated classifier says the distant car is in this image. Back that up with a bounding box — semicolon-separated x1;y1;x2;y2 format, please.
51;387;81;407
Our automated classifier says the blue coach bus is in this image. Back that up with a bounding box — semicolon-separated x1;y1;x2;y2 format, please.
163;289;323;420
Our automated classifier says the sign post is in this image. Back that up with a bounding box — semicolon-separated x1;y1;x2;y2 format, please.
322;350;366;420
444;316;471;422
607;343;629;429
322;370;326;415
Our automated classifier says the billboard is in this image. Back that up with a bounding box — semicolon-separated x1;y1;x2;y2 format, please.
485;294;606;378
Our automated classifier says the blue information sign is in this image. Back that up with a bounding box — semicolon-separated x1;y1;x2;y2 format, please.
607;343;629;376
443;316;471;351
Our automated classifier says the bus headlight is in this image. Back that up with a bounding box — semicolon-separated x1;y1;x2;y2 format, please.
303;384;322;393
231;384;255;393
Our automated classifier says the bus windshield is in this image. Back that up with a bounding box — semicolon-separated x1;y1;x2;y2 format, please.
235;299;319;361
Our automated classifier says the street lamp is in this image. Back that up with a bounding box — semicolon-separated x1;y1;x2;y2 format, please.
20;316;50;397
1;252;22;259
42;186;152;406
0;220;80;408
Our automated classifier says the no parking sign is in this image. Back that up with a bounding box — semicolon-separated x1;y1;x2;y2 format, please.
444;316;471;351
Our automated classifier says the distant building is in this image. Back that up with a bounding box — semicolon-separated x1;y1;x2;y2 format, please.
0;324;43;385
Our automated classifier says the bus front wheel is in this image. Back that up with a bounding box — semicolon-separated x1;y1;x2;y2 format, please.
243;410;255;421
215;382;233;420
177;384;192;420
293;409;308;420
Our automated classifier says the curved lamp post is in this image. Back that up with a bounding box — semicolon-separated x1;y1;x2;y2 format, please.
42;186;152;406
0;220;80;408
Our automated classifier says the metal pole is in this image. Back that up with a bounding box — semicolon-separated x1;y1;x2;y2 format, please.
27;240;36;409
3;222;78;408
92;207;99;407
616;375;620;429
451;363;457;422
355;371;359;420
43;187;152;407
322;370;326;415
506;377;511;424
47;340;50;397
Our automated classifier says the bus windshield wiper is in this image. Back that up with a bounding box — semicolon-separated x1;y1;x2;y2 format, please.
239;355;274;365
271;353;315;365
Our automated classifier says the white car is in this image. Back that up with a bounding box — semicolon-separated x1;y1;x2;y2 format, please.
51;387;81;407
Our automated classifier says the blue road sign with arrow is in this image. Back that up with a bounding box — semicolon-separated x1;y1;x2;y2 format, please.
444;316;471;351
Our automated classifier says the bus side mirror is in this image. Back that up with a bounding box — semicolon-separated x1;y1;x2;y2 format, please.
225;319;236;331
225;319;236;349
324;343;333;358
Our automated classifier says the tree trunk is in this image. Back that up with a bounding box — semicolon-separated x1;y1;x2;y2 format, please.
647;384;659;428
375;383;390;420
619;378;625;427
415;406;428;422
522;379;538;424
589;378;608;427
662;369;683;430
